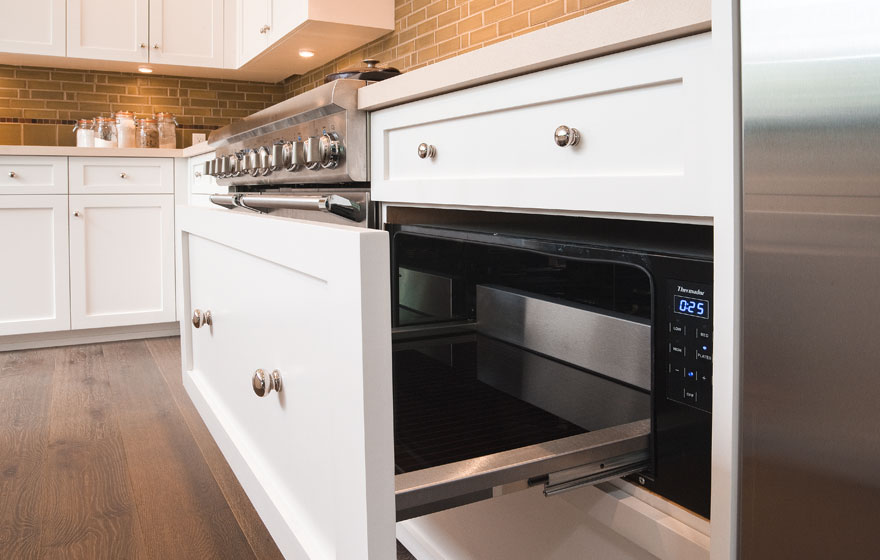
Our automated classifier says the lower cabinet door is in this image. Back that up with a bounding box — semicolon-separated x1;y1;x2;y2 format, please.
0;195;70;335
69;194;176;329
177;206;395;559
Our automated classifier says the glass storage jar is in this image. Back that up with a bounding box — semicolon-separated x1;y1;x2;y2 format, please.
137;117;159;148
156;112;178;149
94;116;117;148
115;110;137;148
73;119;94;147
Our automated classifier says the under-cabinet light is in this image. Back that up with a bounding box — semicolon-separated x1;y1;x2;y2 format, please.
137;66;154;73
298;49;315;58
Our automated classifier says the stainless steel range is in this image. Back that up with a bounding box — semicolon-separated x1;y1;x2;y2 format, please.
203;78;373;226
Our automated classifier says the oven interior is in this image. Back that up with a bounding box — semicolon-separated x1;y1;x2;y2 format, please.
386;210;713;519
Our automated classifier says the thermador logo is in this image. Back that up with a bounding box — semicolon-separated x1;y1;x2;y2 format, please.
677;285;706;296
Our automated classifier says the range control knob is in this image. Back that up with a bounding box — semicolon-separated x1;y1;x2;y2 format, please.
304;136;322;170
285;141;305;172
242;149;259;177
319;132;343;169
203;160;212;177
270;142;285;172
256;146;271;176
227;153;242;177
217;156;229;178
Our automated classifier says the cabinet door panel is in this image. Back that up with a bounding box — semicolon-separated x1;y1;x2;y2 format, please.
150;0;223;67
177;206;395;559
68;0;149;62
69;157;173;195
0;156;68;195
0;195;70;335
69;194;175;329
238;0;269;65
0;0;65;56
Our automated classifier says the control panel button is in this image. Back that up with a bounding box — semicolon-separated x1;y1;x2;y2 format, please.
669;343;687;358
670;321;686;336
685;367;698;381
683;388;699;405
670;363;684;377
695;327;712;341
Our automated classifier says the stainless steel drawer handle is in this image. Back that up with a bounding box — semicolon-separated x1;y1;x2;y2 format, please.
192;309;212;328
554;125;580;147
417;143;436;159
252;369;282;397
8;171;15;178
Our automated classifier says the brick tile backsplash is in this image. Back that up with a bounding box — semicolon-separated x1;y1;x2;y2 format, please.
0;0;626;146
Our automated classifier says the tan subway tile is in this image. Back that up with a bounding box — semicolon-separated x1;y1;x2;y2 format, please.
470;23;498;44
418;17;438;35
150;96;182;106
0;124;22;144
397;40;415;55
44;101;79;110
0;108;23;118
29;90;65;101
217;91;246;101
51;71;86;82
180;80;210;90
27;80;64;91
22;124;57;146
188;89;219;99
10;99;45;109
406;8;427;27
469;0;496;13
530;0;563;24
95;84;126;94
435;22;458;41
458;12;482;33
417;44;438;63
586;0;626;13
514;0;545;13
0;78;27;88
244;93;274;102
146;77;179;87
16;69;52;80
0;68;15;78
437;36;461;56
235;101;266;110
427;0;448;18
61;82;96;93
438;6;461;26
106;75;139;86
57;126;76;147
77;102;112;113
545;10;583;26
415;33;435;50
76;92;110;103
235;83;264;93
0;88;20;98
498;12;529;34
485;2;512;23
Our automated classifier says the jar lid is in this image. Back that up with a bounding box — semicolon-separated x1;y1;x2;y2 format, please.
139;118;157;123
77;118;93;124
155;112;175;118
115;111;134;117
95;116;114;122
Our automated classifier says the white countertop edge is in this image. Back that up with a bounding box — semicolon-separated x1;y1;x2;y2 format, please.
358;0;710;111
0;141;214;158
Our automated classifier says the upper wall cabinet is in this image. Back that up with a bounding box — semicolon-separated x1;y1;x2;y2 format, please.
68;0;149;62
67;0;224;68
0;0;66;56
150;0;224;68
236;0;394;81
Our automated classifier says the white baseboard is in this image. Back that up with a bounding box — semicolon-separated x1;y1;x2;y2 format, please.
0;322;180;352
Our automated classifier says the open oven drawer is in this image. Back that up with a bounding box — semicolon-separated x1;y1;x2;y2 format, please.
177;206;651;559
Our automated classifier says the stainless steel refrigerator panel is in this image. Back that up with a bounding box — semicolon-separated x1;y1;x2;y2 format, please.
740;1;880;557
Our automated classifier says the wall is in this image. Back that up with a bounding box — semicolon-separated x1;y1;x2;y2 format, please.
0;66;285;147
283;0;628;96
0;0;627;146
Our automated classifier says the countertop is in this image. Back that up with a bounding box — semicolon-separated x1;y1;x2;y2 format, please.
358;0;710;111
0;142;215;158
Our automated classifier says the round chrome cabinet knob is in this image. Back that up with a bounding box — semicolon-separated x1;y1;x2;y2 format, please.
319;132;343;169
192;308;212;328
417;143;436;159
252;369;282;397
72;211;81;217
554;125;580;147
7;171;15;178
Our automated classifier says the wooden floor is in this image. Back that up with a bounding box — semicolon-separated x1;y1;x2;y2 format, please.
0;337;416;559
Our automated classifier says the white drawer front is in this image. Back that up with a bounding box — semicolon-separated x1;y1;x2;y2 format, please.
189;151;221;195
177;207;394;559
0;156;67;195
371;34;713;218
70;157;174;194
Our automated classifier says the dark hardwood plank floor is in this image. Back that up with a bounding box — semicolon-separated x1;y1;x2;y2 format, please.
0;337;418;560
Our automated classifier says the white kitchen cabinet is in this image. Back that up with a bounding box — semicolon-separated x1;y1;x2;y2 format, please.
0;156;68;195
68;0;149;62
235;0;393;79
0;195;70;336
0;0;65;56
237;0;271;65
149;0;224;68
178;206;395;559
370;34;713;220
70;194;175;329
69;157;174;195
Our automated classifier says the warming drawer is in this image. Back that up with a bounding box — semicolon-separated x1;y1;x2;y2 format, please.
177;206;652;559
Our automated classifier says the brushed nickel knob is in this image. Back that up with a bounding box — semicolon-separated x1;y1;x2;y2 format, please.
192;309;212;328
194;171;202;178
554;125;580;147
140;43;146;48
153;43;160;49
119;172;127;179
72;211;81;217
259;24;271;34
7;171;15;178
417;143;436;159
252;369;282;397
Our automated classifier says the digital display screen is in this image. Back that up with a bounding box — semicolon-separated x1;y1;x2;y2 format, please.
674;295;710;318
